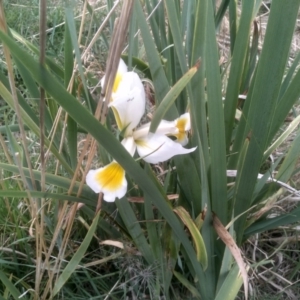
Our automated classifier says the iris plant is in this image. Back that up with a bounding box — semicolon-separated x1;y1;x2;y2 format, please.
86;60;196;202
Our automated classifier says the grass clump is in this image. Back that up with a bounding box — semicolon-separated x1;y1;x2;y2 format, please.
0;1;300;299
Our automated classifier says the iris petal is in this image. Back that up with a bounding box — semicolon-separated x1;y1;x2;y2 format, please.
136;133;196;164
86;162;127;202
133;113;191;146
122;136;137;157
109;72;146;135
101;59;128;93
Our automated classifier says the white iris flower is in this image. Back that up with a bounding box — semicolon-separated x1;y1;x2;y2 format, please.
86;60;196;202
102;59;145;137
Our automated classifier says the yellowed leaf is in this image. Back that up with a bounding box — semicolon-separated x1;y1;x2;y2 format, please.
213;213;248;300
100;240;124;249
174;206;207;270
128;194;178;203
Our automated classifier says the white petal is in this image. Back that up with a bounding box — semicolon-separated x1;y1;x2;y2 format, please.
100;59;128;89
86;162;127;202
110;72;145;135
134;113;191;146
121;136;137;157
133;120;177;140
133;122;151;140
117;59;128;74
156;120;178;135
136;133;197;164
155;113;191;135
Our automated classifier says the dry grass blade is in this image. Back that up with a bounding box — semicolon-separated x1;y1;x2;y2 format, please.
81;251;123;268
213;213;249;300
128;194;179;203
100;0;134;123
82;0;121;61
69;0;134;204
0;8;43;297
99;240;124;249
41;1;135;297
227;169;300;196
74;0;134;197
0;1;37;195
35;0;47;297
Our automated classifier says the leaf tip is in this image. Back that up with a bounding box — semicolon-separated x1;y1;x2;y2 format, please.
194;58;201;70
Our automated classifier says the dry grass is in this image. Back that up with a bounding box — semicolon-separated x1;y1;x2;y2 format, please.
1;1;300;299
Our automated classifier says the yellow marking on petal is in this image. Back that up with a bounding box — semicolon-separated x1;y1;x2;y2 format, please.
176;117;187;133
111;106;123;130
112;72;123;94
175;117;187;142
135;139;149;148
95;162;125;192
111;72;126;131
175;132;186;142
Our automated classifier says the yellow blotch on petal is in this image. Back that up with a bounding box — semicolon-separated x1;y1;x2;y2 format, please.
113;72;123;94
176;117;187;132
135;139;150;149
111;71;125;130
95;162;125;192
111;106;123;131
175;117;187;142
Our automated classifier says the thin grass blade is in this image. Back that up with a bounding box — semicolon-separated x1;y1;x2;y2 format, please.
0;271;21;300
134;0;178;120
150;61;199;133
52;210;101;296
116;198;154;265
